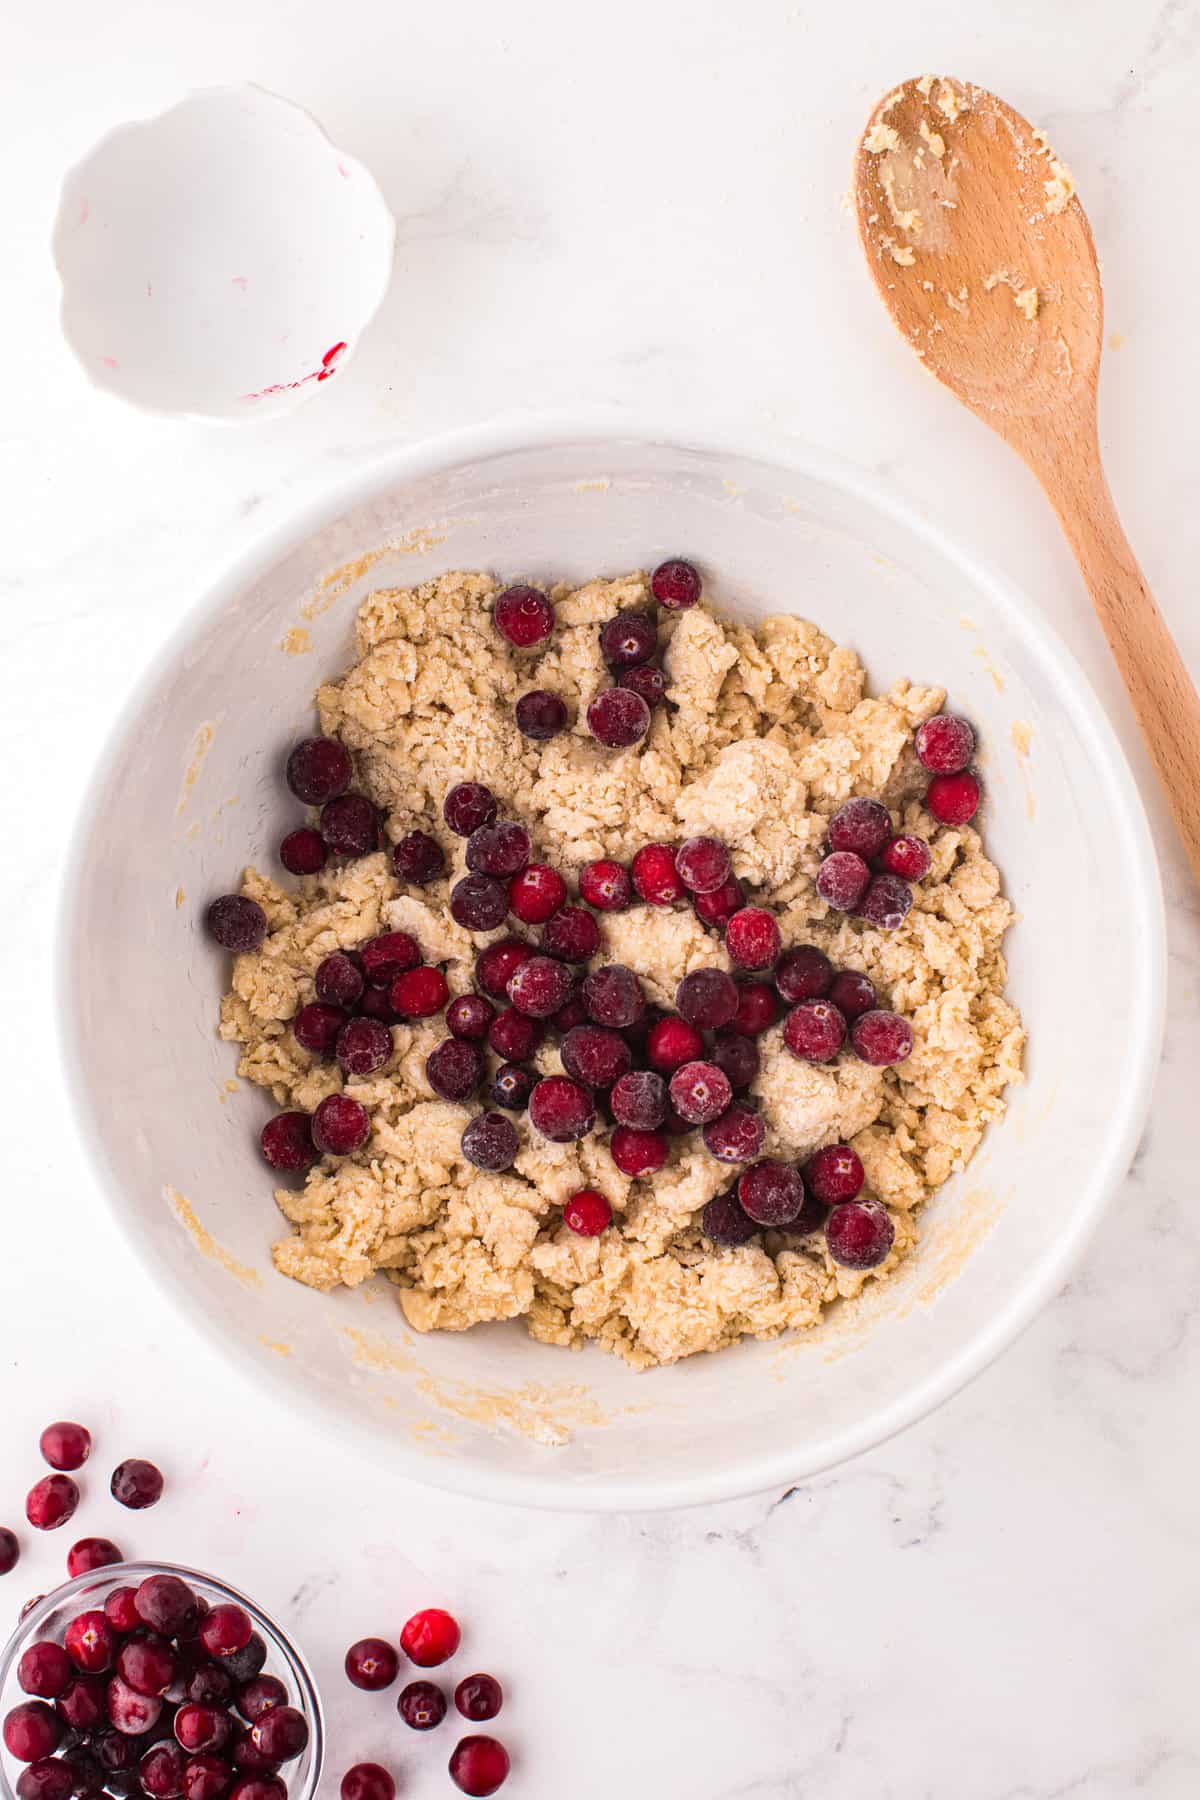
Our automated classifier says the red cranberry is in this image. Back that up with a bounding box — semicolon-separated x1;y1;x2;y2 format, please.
467;822;531;879
63;1611;114;1676
401;1609;461;1669
461;1113;520;1171
320;794;379;857
230;1732;275;1778
205;897;267;953
610;1070;666;1130
316;953;365;1009
579;860;632;911
228;1782;286;1800
725;908;781;971
360;932;419;983
587;686;651;748
198;1607;251;1660
260;1112;318;1173
186;1667;234;1708
5;1705;62;1763
104;1588;141;1634
826;1198;895;1269
600;611;657;669
177;1708;232;1756
449;1736;509;1797
135;1576;195;1635
248;1708;307;1764
19;1646;73;1700
312;1094;371;1156
390;966;449;1019
827;797;892;859
631;843;685;905
105;1677;161;1736
140;1743;187;1798
582;964;645;1029
285;737;352;805
340;1766;394;1800
675;836;730;894
731;982;778;1036
94;1735;140;1776
561;1026;632;1089
881;834;932;880
222;1637;266;1687
915;713;975;774
805;1144;865;1205
487;1007;544;1062
816;851;870;912
0;1527;19;1574
651;558;701;610
509;865;567;926
857;873;913;930
783;1000;846;1062
645;1015;704;1073
391;830;445;885
507;954;572;1017
336;1016;393;1077
293;1002;347;1058
827;969;876;1019
738;1160;806;1226
447;994;495;1041
610;1126;668;1177
675;968;738;1030
542;906;601;962
278;828;327;877
57;1673;106;1731
16;1762;75;1800
529;1077;596;1143
66;1537;121;1578
703;1103;765;1163
397;1681;447;1731
444;783;497;837
491;1063;535;1111
552;994;588;1034
851;1010;914;1066
357;990;397;1032
701;1192;757;1247
454;1676;502;1723
668;1060;732;1125
183;1756;235;1800
693;877;744;927
427;1038;485;1103
926;769;982;826
450;875;509;932
619;664;667;708
562;1190;613;1236
235;1678;287;1723
775;946;833;1003
39;1423;92;1472
493;584;554;648
26;1477;78;1532
476;940;533;996
515;689;567;740
712;1030;759;1091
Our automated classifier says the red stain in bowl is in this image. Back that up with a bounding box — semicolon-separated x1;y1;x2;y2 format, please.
240;342;349;402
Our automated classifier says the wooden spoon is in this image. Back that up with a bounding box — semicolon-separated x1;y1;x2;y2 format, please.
854;74;1200;879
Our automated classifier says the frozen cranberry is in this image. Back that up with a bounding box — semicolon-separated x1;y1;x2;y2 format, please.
390;966;449;1018
26;1477;78;1532
491;1063;535;1111
529;1077;595;1142
397;1681;447;1731
285;737;352;805
467;822;530;879
693;877;743;928
205;898;267;954
105;1676;161;1736
600;611;657;669
5;1705;62;1763
494;584;554;648
563;1190;613;1236
619;664;667;709
561;1026;632;1089
487;1007;543;1062
450;875;509;932
260;1112;318;1173
675;968;738;1030
857;873;913;931
401;1609;461;1669
427;1039;485;1103
816;851;870;912
0;1527;19;1574
135;1576;196;1635
103;1588;141;1634
391;831;445;886
444;783;497;837
542;906;601;962
447;994;495;1041
701;1192;756;1247
39;1423;92;1472
140;1743;187;1798
669;1061;732;1125
228;1782;286;1800
631;843;684;906
455;1676;502;1723
915;714;975;775
881;834;932;881
582;964;645;1029
509;866;567;928
579;860;631;911
315;952;365;1009
449;1736;509;1797
19;1646;73;1701
725;908;781;971
651;558;701;610
278;828;327;877
927;769;982;826
587;686;651;748
826;1198;895;1269
730;982;778;1036
515;690;567;740
828;969;876;1019
461;1113;520;1171
711;1030;759;1091
783;1000;845;1063
198;1607;251;1660
183;1756;235;1800
360;931;418;984
775;946;833;1003
312;1094;371;1155
186;1667;234;1708
336;1017;393;1078
552;994;588;1034
805;1144;865;1205
66;1538;122;1578
320;794;379;857
828;797;892;859
703;1103;765;1163
110;1460;164;1512
16;1762;75;1800
236;1678;287;1723
851;1010;914;1066
360;989;396;1031
476;940;531;997
610;1126;668;1176
222;1637;266;1687
340;1766;394;1800
646;1015;704;1073
610;1070;666;1130
675;836;730;894
293;1002;347;1058
738;1160;806;1227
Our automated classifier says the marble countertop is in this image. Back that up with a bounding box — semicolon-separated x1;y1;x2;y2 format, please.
3;2;1198;1795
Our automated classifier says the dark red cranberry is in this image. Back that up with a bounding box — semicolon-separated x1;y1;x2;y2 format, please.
619;664;667;708
0;1527;19;1574
315;951;365;1008
675;968;738;1030
509;865;567;926
230;1732;275;1779
450;875;509;932
205;897;267;954
725;908;781;970
260;1112;318;1172
610;1127;668;1177
586;688;650;748
805;1144;865;1205
401;1609;461;1669
775;946;833;1003
228;1781;287;1800
336;1017;392;1077
700;1192;756;1247
651;558;701;610
222;1637;266;1687
198;1607;251;1660
5;1706;62;1763
915;714;975;774
491;1063;535;1111
26;1477;78;1532
19;1645;73;1700
16;1761;75;1800
631;843;685;905
182;1756;235;1800
542;906;601;962
645;1015;704;1073
185;1667;234;1708
449;1736;509;1797
857;873;913;930
493;584;554;648
466;823;530;879
390;966;449;1018
825;1198;895;1269
311;1094;371;1155
39;1423;92;1472
56;1673;106;1731
816;851;870;912
135;1577;196;1635
103;1588;141;1634
731;982;778;1036
66;1536;122;1578
693;877;744;928
926;769;982;826
508;951;575;1024
391;831;445;885
454;1676;502;1723
94;1735;140;1776
675;836;730;894
461;1113;520;1171
398;1680;447;1731
514;690;567;740
703;1103;765;1163
600;611;657;669
827;969;876;1019
293;1002;347;1058
104;1676;161;1736
610;1070;666;1130
668;1060;732;1125
475;941;530;998
140;1743;187;1798
711;1030;759;1091
176;1707;232;1755
881;834;932;880
236;1678;287;1723
443;783;497;838
278;828;327;877
783;1000;846;1063
552;994;588;1034
447;994;495;1041
529;1077;595;1143
487;1008;543;1062
320;794;379;857
582;964;645;1029
61;1746;106;1797
340;1766;394;1800
827;797;892;859
116;1639;176;1699
427;1039;485;1103
578;860;632;911
562;1190;613;1236
358;984;395;1023
285;737;352;805
738;1160;806;1226
561;1026;632;1089
851;1010;914;1066
360;932;419;983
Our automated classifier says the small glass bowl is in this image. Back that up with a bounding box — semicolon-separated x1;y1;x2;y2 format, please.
0;1562;324;1800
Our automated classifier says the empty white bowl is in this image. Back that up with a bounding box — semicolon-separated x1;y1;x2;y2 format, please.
60;417;1165;1509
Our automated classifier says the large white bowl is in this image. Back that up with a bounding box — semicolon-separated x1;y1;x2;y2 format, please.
61;418;1165;1511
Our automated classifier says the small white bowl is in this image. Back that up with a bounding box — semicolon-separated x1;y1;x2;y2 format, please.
59;416;1165;1510
52;84;396;421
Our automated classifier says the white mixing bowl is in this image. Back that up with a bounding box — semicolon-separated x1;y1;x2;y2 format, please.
60;418;1165;1510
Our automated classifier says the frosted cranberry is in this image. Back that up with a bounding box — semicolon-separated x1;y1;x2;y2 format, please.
314;951;364;1008
312;1094;371;1155
462;1113;520;1171
675;968;738;1030
881;834;932;881
5;1705;62;1763
205;898;266;953
279;828;327;877
336;1017;392;1077
494;584;554;647
340;1766;394;1800
228;1782;286;1800
135;1577;196;1635
858;873;914;931
359;932;417;984
509;865;567;926
515;690;567;740
222;1637;267;1686
104;1588;141;1634
805;1144;865;1205
447;994;495;1041
444;783;497;837
561;1026;632;1089
450;875;509;932
703;1103;765;1163
619;664;667;708
391;831;445;885
26;1477;78;1532
186;1667;233;1708
701;1192;756;1247
427;1039;485;1102
529;1077;595;1142
235;1678;287;1723
542;906;600;962
66;1538;121;1578
631;843;684;906
669;1060;732;1125
293;1002;347;1058
851;1010;914;1066
455;1677;502;1723
927;769;982;826
826;1198;895;1269
646;1015;703;1073
449;1736;510;1797
783;1000;845;1063
610;1126;668;1176
675;836;730;894
183;1756;235;1800
397;1681;447;1731
19;1646;72;1700
401;1609;461;1669
775;946;833;1003
731;982;777;1036
915;714;975;775
105;1677;161;1736
816;851;870;912
579;860;631;911
651;558;701;609
0;1527;19;1574
260;1112;318;1172
487;1008;543;1061
725;908;781;970
738;1160;806;1226
587;686;651;748
286;737;352;805
600;611;657;669
390;966;449;1018
828;969;876;1019
320;794;379;857
693;878;744;927
582;964;645;1028
828;797;892;859
610;1070;666;1130
356;980;393;1021
140;1743;187;1798
712;1030;759;1091
16;1762;75;1800
552;994;588;1034
198;1607;251;1660
39;1422;92;1472
563;1190;613;1235
467;822;530;878
248;1708;307;1764
492;1063;535;1111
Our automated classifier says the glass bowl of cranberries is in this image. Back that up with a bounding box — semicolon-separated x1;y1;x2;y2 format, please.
0;1564;323;1800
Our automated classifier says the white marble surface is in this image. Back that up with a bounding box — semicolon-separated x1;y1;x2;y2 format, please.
3;2;1199;1795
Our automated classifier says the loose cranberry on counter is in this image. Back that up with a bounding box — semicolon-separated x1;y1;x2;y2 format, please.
447;994;496;1041
610;1070;667;1131
344;1639;399;1693
18;1645;73;1700
336;1017;393;1078
738;1160;806;1227
507;955;573;1018
915;714;975;775
285;737;352;805
514;690;567;741
66;1539;122;1579
703;1103;765;1163
182;1756;236;1800
235;1678;287;1724
825;1198;895;1270
725;908;781;971
278;829;327;877
857;873;913;931
444;782;497;837
400;1609;461;1669
731;982;778;1037
562;1190;613;1237
851;1010;914;1067
292;1002;347;1058
105;1676;162;1737
205;898;267;954
586;687;651;749
493;585;554;648
578;859;632;912
645;1015;704;1073
26;1477;79;1533
260;1112;319;1173
815;851;870;912
675;969;738;1031
135;1576;197;1635
712;1030;760;1092
4;1704;62;1763
529;1078;596;1143
651;558;701;610
508;865;567;926
619;664;667;708
140;1742;187;1798
487;1008;544;1062
454;1675;503;1723
427;1039;486;1104
340;1766;395;1800
315;952;365;1009
675;836;730;895
561;1026;632;1090
111;1462;165;1518
827;969;876;1020
249;1708;307;1764
881;834;932;881
461;1114;520;1172
311;1095;371;1157
222;1636;267;1686
827;797;892;860
926;769;982;826
467;823;531;880
198;1607;252;1660
319;794;380;858
631;843;685;906
476;939;533;997
542;906;601;962
610;1127;668;1178
390;966;449;1019
582;964;645;1030
391;831;445;886
176;1706;232;1755
782;1000;846;1064
693;877;743;927
700;1192;757;1248
39;1423;92;1472
600;612;657;670
450;875;509;933
775;945;833;1004
668;1061;732;1126
397;1681;447;1732
804;1145;865;1206
491;1064;535;1112
16;1762;75;1800
0;1526;19;1574
449;1735;510;1797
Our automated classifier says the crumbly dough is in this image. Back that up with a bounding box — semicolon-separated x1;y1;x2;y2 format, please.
219;571;1024;1369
